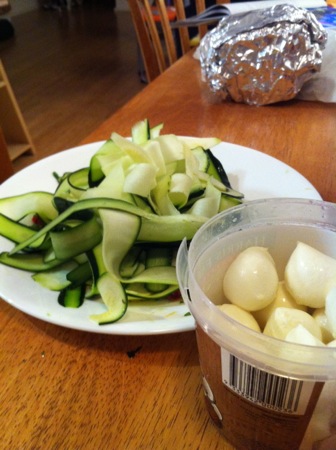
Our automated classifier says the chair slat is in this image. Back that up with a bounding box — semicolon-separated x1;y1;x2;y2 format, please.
128;0;231;83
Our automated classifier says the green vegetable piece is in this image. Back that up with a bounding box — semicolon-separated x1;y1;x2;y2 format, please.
58;284;86;308
90;272;128;324
50;215;102;260
0;119;244;325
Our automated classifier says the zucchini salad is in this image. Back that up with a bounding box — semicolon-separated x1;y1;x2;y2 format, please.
0;120;243;325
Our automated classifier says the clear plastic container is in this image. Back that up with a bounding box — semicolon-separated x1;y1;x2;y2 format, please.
176;198;336;450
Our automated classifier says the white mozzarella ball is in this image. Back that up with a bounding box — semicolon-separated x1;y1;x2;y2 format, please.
284;242;336;308
218;304;261;332
223;247;278;312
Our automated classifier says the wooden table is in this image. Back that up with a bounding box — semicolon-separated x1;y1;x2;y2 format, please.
1;52;336;450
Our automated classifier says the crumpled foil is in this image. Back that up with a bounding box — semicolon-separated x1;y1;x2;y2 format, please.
199;4;328;106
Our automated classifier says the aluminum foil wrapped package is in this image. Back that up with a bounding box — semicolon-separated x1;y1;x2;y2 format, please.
199;4;328;106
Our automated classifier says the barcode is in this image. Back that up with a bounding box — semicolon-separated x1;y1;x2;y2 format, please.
221;350;316;415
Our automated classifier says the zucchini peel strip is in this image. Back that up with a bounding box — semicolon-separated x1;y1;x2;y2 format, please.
0;119;244;325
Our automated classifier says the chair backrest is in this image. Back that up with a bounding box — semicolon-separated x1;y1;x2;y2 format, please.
128;0;229;83
0;126;14;184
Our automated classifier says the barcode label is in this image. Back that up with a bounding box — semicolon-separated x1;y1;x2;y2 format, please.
221;349;316;415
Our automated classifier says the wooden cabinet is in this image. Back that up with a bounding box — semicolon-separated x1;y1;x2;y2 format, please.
0;59;35;162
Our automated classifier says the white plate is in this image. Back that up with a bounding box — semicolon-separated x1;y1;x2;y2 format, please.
0;141;321;335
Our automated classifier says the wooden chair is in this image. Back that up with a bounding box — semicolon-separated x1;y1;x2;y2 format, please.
128;0;230;83
0;126;14;184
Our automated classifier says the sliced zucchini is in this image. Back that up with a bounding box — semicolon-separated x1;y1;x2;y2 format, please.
168;173;193;209
0;119;244;326
131;118;150;145
0;251;65;272
54;168;89;206
207;150;244;199
0;191;57;223
58;284;86;308
0;214;50;249
154;134;184;164
206;149;232;188
32;262;76;290
145;247;174;293
126;283;178;300
85;242;107;297
178;135;220;150
149;122;164;138
66;261;92;288
9;197;209;256
99;208;141;276
50;215;102;260
120;246;145;279
88;139;122;187
192;147;210;173
90;272;128;324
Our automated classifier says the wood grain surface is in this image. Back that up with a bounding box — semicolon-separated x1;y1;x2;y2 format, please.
83;52;336;203
1;50;336;450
